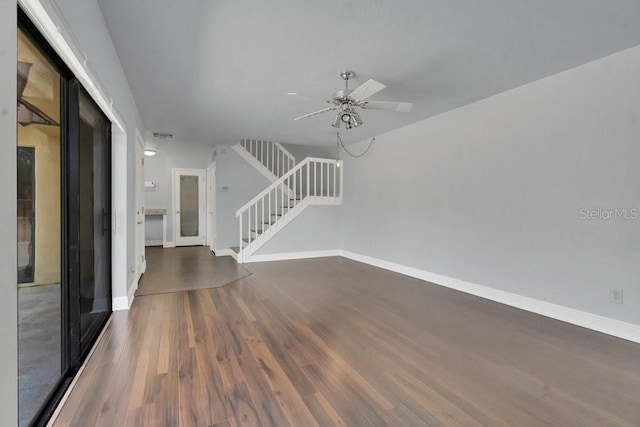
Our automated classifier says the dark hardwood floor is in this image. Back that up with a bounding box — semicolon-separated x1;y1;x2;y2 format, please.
136;247;251;296
52;255;640;426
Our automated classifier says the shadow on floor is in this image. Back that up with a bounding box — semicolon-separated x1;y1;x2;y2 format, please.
136;246;252;296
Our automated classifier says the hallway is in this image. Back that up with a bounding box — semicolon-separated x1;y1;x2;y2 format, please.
52;256;640;426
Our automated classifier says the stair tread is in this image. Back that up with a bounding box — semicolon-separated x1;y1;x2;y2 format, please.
251;229;264;234
230;246;240;254
242;237;257;244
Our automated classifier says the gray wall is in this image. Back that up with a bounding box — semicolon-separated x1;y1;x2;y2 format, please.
144;141;212;243
254;206;340;255
340;45;640;326
215;146;272;250
0;3;17;424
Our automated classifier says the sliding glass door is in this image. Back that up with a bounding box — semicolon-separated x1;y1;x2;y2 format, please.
73;85;112;356
17;9;113;427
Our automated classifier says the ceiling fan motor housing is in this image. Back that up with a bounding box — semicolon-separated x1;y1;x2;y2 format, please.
333;90;354;105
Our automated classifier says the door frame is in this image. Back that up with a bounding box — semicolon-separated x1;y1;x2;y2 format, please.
135;129;145;277
206;162;216;252
172;168;206;246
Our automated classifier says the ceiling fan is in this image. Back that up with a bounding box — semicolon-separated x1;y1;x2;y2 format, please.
288;70;413;129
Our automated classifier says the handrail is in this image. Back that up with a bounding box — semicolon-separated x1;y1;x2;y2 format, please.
236;157;337;217
274;141;295;167
235;155;342;262
239;139;296;178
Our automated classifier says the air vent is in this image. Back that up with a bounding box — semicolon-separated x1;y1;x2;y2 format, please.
152;132;174;140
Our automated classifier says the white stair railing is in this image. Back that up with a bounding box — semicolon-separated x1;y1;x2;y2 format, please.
239;139;295;178
235;157;342;262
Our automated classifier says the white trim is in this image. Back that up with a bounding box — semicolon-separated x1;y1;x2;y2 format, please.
19;0;126;132
111;130;128;315
145;239;163;247
111;296;128;311
339;250;640;344
112;276;138;311
135;129;146;282
232;144;279;182
163;241;176;249
128;276;138;307
206;162;216;251
244;249;341;263
215;248;235;257
231;143;294;197
172;168;206;246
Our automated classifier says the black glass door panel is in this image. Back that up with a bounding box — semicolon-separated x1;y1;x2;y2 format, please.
75;87;112;354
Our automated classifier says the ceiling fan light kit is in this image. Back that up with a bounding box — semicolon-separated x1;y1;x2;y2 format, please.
289;69;413;129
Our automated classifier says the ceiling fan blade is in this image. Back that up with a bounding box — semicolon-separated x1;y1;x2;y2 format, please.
287;92;331;103
293;106;337;121
348;79;386;101
361;101;413;112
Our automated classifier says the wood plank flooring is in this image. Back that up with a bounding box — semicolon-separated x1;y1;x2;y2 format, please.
136;247;251;296
53;255;640;426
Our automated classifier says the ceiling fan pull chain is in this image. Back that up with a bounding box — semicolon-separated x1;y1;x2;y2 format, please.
337;132;375;158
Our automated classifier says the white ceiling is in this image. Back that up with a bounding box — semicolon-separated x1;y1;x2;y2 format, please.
97;0;640;147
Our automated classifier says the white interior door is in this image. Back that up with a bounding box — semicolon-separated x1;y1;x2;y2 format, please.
206;163;216;252
135;131;146;275
173;168;205;246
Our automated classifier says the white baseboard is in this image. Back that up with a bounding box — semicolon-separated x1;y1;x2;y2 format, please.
112;295;129;311
215;248;235;257
145;240;163;246
112;275;139;311
339;250;640;344
245;249;341;263
127;275;138;307
163;241;176;248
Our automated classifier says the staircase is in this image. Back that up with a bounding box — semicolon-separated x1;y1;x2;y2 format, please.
232;139;296;183
230;141;342;263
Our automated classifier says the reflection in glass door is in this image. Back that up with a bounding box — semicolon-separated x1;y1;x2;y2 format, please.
17;27;63;427
73;85;112;356
173;169;205;246
17;147;35;284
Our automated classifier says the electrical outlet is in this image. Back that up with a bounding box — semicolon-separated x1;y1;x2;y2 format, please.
610;288;624;304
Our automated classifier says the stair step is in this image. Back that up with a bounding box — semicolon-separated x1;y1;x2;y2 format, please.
262;220;277;225
251;229;264;234
270;213;283;217
242;237;256;244
230;246;240;254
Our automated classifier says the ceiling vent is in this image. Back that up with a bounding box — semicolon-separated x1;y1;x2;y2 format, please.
152;132;174;140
